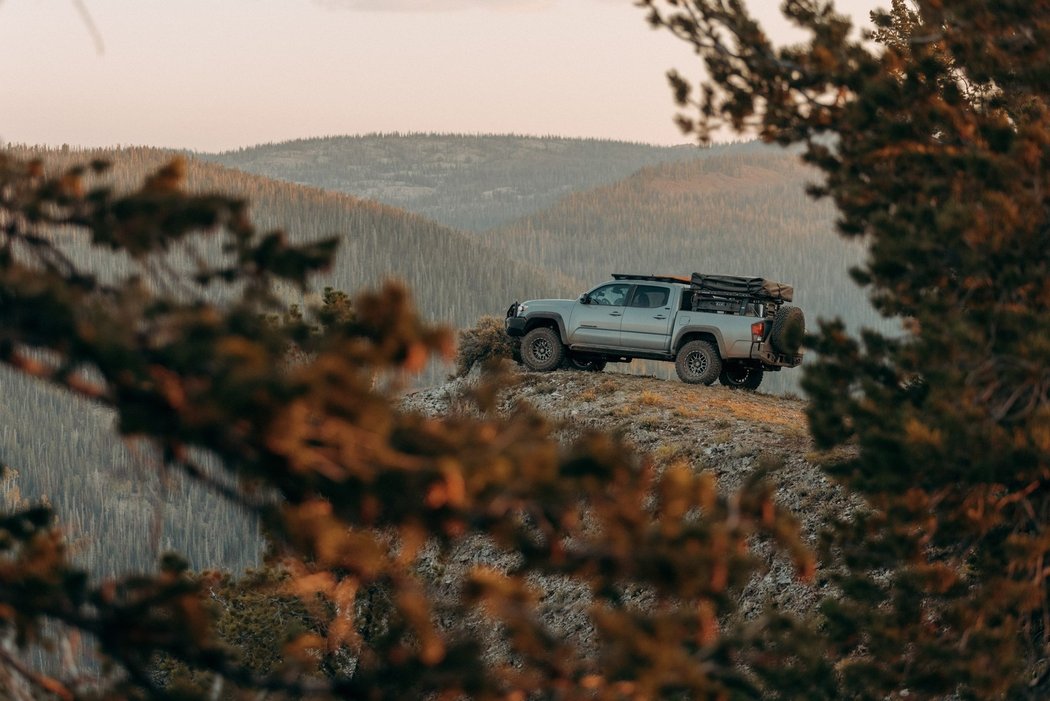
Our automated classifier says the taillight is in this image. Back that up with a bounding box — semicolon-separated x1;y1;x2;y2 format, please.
751;321;767;342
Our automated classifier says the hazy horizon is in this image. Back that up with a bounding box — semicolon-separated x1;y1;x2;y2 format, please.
1;0;877;152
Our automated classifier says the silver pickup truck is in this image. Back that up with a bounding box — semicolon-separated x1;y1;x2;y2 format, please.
504;273;804;390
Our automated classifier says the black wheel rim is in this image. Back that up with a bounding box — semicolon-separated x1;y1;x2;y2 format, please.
726;366;749;384
687;351;708;377
532;338;552;362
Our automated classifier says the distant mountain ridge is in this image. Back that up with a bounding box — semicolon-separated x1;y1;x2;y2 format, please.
202;133;703;232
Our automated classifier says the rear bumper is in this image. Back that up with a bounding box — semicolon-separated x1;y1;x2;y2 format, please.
751;344;803;369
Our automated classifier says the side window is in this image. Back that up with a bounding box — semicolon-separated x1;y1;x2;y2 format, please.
589;283;630;306
629;285;670;308
648;286;669;308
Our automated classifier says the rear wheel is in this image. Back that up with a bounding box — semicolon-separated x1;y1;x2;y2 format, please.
521;327;565;372
719;363;764;390
674;340;721;385
565;354;607;372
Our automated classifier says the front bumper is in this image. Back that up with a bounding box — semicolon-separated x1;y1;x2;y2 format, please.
505;316;527;337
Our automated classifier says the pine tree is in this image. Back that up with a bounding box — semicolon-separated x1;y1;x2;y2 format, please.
643;0;1049;697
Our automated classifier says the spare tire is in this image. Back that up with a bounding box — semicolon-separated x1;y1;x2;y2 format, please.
769;306;805;356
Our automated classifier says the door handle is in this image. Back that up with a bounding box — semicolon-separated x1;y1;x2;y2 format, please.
654;315;667;319
609;311;622;317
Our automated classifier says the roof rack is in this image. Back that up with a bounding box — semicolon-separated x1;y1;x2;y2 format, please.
611;272;793;303
611;273;692;285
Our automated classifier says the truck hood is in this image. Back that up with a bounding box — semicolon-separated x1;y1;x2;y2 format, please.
520;298;577;316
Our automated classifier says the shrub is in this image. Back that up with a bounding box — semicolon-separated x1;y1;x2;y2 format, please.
454;315;521;377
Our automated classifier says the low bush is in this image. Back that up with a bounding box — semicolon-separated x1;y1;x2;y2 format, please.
454;316;521;377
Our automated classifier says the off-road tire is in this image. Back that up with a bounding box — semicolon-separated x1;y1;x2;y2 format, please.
564;354;607;372
675;340;722;385
770;306;805;356
521;327;565;372
719;362;764;391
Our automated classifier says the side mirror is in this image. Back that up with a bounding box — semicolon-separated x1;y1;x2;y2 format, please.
579;293;591;304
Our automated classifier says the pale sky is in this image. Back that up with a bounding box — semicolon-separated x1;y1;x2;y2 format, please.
0;0;879;152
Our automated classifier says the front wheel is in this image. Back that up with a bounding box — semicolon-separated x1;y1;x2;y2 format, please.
674;340;722;385
521;327;565;372
719;363;763;391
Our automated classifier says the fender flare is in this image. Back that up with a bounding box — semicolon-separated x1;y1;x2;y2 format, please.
672;326;728;358
525;313;569;344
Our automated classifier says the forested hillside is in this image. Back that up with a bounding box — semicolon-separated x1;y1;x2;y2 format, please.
202;133;703;231
0;367;261;578
12;146;564;326
0;146;561;581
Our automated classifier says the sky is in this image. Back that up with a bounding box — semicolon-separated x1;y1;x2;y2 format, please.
0;0;878;153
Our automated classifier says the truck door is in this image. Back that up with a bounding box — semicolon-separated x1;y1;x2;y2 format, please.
567;282;631;346
620;284;674;351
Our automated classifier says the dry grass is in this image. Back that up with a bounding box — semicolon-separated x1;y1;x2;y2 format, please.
577;388;598;402
651;442;690;465
637;390;666;407
501;370;811;459
648;381;804;429
709;428;735;445
673;405;704;419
